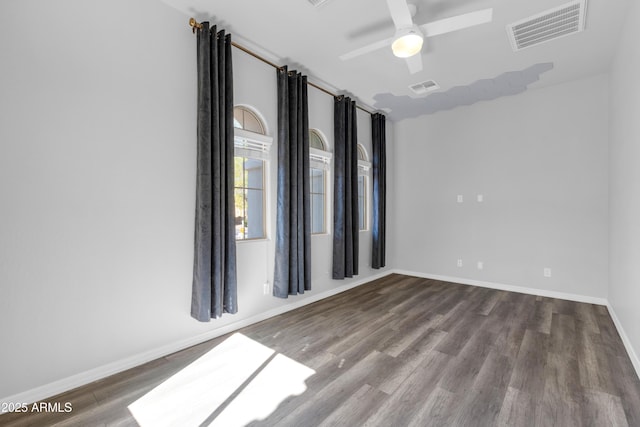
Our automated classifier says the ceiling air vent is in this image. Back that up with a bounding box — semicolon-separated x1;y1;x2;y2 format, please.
409;80;440;95
507;0;587;52
307;0;332;7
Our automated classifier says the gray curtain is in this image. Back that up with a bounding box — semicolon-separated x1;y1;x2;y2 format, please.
332;96;359;279
191;23;237;321
371;113;386;269
273;67;311;298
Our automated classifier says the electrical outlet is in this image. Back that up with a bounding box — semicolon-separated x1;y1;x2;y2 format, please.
544;268;551;278
457;195;464;203
457;259;463;267
477;261;484;270
263;281;270;295
477;194;483;202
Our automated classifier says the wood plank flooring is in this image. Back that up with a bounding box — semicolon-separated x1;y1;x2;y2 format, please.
2;274;640;426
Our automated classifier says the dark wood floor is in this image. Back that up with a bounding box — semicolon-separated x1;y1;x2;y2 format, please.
2;274;640;426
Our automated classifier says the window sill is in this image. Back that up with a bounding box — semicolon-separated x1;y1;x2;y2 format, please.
236;237;270;244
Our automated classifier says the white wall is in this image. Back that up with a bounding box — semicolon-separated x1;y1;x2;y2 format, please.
609;0;640;367
393;74;609;299
0;0;393;402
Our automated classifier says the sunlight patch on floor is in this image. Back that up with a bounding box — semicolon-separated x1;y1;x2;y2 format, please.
210;352;315;426
128;333;315;426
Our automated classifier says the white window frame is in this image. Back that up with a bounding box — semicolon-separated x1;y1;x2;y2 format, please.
233;110;272;242
357;158;371;176
310;167;327;235
234;127;272;160
357;144;370;231
310;147;332;171
309;129;332;235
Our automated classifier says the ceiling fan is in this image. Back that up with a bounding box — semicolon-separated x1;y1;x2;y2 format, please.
340;0;493;74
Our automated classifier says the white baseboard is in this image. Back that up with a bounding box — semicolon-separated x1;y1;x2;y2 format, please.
0;269;394;408
393;269;608;305
605;302;640;380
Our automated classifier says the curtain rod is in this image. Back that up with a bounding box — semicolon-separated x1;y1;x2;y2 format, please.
188;18;374;116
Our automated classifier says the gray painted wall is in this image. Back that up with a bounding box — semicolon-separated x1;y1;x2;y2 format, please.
393;74;609;299
609;0;640;367
0;0;394;401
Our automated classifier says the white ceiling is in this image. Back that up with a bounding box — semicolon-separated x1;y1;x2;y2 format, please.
162;0;630;119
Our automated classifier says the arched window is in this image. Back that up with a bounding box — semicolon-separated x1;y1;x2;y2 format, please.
234;107;265;134
357;144;371;231
233;106;272;240
309;129;331;234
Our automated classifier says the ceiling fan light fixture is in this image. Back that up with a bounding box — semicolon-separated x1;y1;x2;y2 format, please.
391;29;423;58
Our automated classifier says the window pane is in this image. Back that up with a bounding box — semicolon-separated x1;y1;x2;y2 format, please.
242;111;264;134
234;157;245;187
311;168;324;193
233;107;244;129
233;106;265;134
312;193;325;234
310;168;325;235
246;189;264;239
309;130;325;150
234;156;265;240
358;176;365;230
234;188;247;240
244;158;264;189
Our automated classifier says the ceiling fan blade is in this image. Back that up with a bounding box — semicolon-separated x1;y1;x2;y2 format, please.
405;53;423;74
386;0;414;30
339;37;395;61
419;8;493;37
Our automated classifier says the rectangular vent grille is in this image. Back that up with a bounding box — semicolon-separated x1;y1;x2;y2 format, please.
507;0;587;51
409;80;439;95
308;0;332;7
